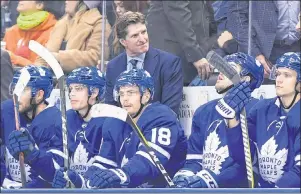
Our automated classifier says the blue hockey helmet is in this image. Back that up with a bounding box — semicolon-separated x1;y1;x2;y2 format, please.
273;52;301;81
224;52;264;90
113;69;154;102
66;67;106;99
11;65;54;99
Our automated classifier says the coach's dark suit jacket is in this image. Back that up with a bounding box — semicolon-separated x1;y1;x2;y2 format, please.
146;1;215;85
1;49;13;102
104;47;183;114
227;1;279;59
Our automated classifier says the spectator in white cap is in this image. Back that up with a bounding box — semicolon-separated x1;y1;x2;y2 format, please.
35;0;111;73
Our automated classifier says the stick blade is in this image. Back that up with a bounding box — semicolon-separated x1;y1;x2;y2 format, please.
28;40;64;79
206;51;241;84
13;68;31;100
91;104;128;122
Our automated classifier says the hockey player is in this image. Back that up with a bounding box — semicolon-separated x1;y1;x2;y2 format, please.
90;69;188;188
1;65;64;188
57;69;187;188
173;52;264;188
218;52;300;188
51;67;128;188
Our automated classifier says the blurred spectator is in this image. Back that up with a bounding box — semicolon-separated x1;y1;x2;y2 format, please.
3;1;57;67
228;1;300;77
212;0;230;33
1;0;19;39
109;0;149;60
1;49;13;102
146;1;216;86
35;0;111;74
98;0;115;27
105;11;183;114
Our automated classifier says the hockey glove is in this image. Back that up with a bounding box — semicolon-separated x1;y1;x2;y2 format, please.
88;168;129;188
7;128;39;163
52;168;67;188
52;168;84;188
187;170;219;188
216;81;252;119
173;170;195;188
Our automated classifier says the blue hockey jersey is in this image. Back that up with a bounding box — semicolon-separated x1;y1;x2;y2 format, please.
95;102;187;188
67;109;107;176
180;98;259;188
1;99;64;188
247;98;300;188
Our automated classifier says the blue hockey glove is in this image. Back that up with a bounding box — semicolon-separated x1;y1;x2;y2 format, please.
88;168;129;188
52;168;84;188
7;128;39;163
52;168;67;188
216;81;252;119
83;165;101;180
173;170;195;188
187;170;219;188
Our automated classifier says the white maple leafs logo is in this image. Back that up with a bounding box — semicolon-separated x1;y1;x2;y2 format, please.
203;130;229;174
6;147;32;182
258;136;288;183
70;142;95;174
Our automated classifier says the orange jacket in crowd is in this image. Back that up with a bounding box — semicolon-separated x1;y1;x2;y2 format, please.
3;13;56;67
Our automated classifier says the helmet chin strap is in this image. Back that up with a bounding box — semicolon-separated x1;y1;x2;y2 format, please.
278;82;300;110
132;97;145;119
76;96;93;119
216;84;234;95
23;97;46;121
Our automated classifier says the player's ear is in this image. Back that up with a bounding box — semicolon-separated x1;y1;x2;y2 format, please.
89;88;99;103
141;90;150;105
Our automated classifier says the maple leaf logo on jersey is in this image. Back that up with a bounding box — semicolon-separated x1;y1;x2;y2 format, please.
70;142;95;176
202;130;229;174
6;147;32;183
258;136;288;183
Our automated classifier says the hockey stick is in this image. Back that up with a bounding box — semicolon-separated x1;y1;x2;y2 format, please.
28;40;70;187
206;51;254;188
91;104;175;188
12;68;31;187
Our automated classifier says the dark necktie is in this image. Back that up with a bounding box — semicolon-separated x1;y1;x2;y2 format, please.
129;59;138;69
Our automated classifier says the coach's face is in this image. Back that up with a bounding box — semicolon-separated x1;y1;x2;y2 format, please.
120;23;149;57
